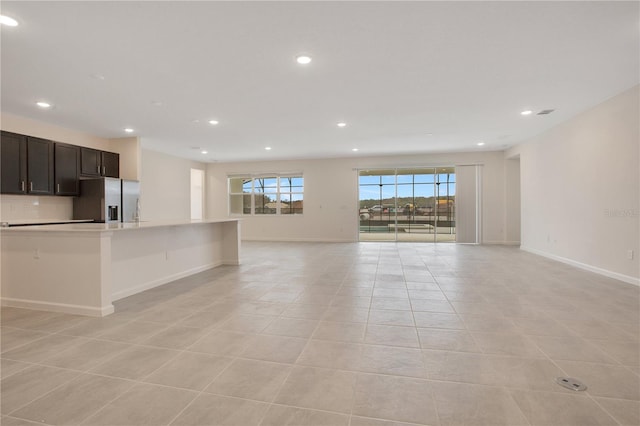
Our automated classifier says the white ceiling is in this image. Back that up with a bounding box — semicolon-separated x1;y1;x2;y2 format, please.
1;1;638;163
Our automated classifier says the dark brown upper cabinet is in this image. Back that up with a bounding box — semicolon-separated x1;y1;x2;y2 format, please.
101;151;119;178
1;131;28;194
81;147;119;178
54;142;80;196
2;131;120;195
26;137;55;195
1;131;55;195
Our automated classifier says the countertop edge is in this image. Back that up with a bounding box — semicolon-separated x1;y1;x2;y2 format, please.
0;219;241;233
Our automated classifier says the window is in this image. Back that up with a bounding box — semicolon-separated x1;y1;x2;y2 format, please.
358;167;456;242
228;174;303;215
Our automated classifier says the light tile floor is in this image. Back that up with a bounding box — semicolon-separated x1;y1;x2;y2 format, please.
1;242;639;426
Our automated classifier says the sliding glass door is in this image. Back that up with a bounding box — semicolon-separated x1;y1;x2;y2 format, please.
358;168;456;242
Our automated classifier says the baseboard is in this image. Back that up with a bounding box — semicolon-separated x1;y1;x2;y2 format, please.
242;237;355;243
241;238;523;245
1;297;114;317
521;246;639;287
111;262;222;301
482;240;520;245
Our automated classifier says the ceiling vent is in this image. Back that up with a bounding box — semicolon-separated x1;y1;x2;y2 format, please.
537;109;555;115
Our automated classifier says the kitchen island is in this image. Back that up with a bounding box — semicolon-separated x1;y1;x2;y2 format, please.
0;219;241;316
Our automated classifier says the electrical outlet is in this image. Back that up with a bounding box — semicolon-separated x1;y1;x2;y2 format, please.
627;250;634;260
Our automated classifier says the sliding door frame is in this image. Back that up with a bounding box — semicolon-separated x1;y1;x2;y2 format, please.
357;166;457;243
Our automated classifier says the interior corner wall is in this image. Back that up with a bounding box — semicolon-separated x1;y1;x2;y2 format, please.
109;137;141;181
513;85;639;284
140;149;206;221
206;151;507;243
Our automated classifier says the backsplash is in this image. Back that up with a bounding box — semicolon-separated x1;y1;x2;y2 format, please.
0;195;73;221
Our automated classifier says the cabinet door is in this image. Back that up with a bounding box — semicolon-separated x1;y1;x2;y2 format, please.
26;137;54;195
54;143;80;195
101;151;120;178
80;147;101;177
1;131;27;194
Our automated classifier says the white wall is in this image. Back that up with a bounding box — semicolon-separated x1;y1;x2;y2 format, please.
109;137;141;181
504;157;521;245
207;151;508;243
1;112;112;150
140;149;206;221
508;85;639;284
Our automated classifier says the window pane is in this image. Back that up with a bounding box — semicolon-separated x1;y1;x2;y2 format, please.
414;173;434;183
447;183;456;196
229;194;251;215
396;175;413;184
437;173;453;183
359;175;380;185
255;177;278;193
254;193;276;214
281;193;303;214
280;176;303;189
381;175;395;184
229;177;250;194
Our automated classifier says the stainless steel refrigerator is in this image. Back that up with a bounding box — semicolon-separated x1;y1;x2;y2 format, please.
73;178;140;223
121;179;141;222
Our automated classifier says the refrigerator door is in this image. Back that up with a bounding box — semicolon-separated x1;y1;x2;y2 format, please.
104;178;122;222
121;180;141;222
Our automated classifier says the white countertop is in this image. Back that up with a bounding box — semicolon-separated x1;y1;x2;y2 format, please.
0;219;240;233
2;219;93;226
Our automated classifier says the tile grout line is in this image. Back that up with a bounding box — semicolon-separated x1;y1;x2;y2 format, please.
257;266;357;425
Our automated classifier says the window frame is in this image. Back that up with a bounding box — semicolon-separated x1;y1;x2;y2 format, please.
228;173;304;216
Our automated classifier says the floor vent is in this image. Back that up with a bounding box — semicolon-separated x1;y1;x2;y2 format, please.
556;377;587;391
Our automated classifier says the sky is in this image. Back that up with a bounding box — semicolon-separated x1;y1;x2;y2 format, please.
359;173;455;201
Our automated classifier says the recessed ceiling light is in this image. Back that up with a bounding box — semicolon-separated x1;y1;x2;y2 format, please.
0;15;19;27
296;55;312;65
151;101;163;107
90;73;105;81
265;147;272;151
36;101;51;108
426;133;433;136
521;110;533;116
124;128;134;133
201;150;208;154
352;148;359;152
208;120;219;125
477;142;485;146
337;122;347;128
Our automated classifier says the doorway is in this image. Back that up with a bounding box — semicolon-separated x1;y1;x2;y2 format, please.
358;168;456;242
190;168;204;220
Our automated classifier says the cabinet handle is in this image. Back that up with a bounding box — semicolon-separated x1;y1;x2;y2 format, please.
21;181;25;192
57;183;60;193
29;182;33;192
102;166;106;175
97;165;100;174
